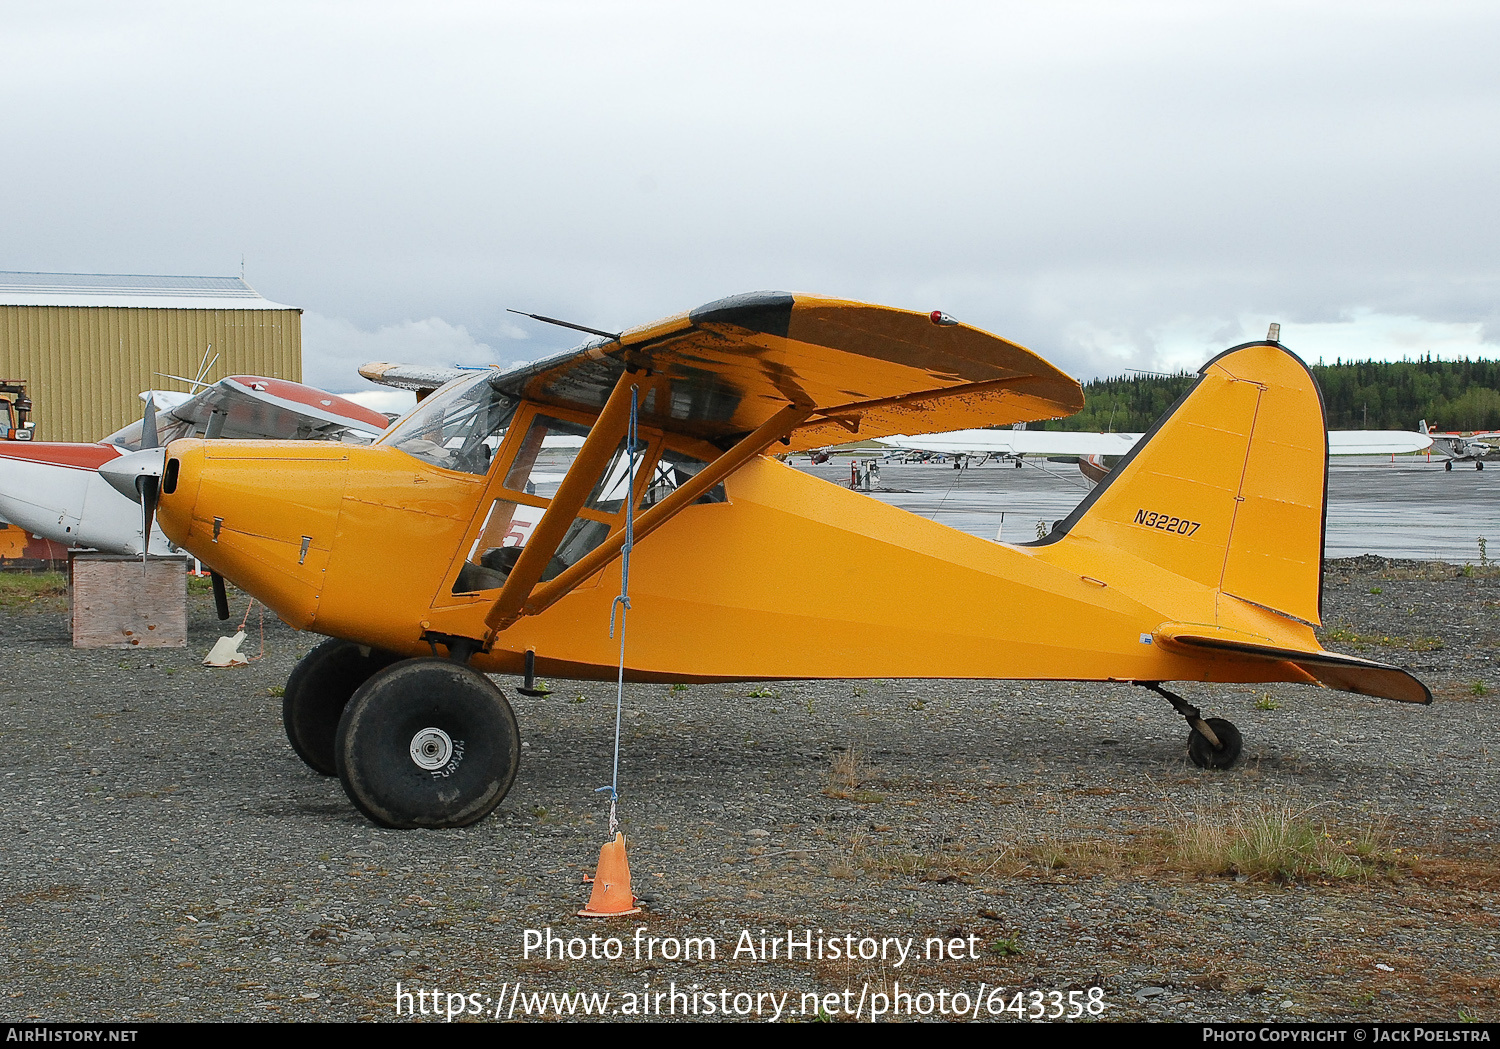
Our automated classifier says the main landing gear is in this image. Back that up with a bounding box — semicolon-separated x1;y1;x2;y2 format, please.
282;642;521;828
1139;683;1244;770
282;638;402;775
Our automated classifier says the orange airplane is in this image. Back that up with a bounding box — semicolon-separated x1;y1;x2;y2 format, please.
101;293;1431;829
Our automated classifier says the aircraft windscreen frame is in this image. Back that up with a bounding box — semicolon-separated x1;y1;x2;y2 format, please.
382;372;519;475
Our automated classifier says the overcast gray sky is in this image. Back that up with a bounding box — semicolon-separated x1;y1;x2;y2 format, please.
4;1;1497;399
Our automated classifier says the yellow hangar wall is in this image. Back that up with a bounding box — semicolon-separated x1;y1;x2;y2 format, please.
0;306;301;443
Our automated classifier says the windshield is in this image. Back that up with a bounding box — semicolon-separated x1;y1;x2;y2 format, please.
381;373;518;475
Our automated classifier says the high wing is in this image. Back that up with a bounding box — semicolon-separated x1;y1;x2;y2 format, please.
470;293;1083;452
104;376;390;449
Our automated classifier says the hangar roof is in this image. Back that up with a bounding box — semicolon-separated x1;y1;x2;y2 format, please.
0;271;297;310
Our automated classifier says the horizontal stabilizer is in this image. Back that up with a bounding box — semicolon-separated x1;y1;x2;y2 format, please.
1161;629;1432;704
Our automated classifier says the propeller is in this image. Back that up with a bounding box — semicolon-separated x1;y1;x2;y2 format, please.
140;393;159;453
137;396;159;559
136;473;160;560
98;445;167;557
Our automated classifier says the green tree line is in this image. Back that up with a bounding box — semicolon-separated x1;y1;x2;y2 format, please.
1037;358;1500;432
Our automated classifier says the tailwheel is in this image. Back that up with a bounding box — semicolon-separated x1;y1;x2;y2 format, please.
1187;717;1243;770
334;658;520;829
1138;682;1245;771
282;638;402;775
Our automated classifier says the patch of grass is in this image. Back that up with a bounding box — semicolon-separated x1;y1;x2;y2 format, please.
828;829;867;879
669;683;688;692
1472;682;1491;697
830;829;966;880
1369;586;1383;595
1169;802;1406;882
828;746;865;791
747;687;776;698
0;571;67;610
823;746;884;803
1254;694;1281;711
989;936;1024;957
570;694;587;704
972;802;1415;885
1019;837;1135;873
266;686;285;697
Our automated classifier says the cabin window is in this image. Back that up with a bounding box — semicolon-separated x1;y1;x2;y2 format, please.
501;415;589;496
385;374;518;475
643;449;726;507
452;499;614;594
450;409;662;595
496;413;648;508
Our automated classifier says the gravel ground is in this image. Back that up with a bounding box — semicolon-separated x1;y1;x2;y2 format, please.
0;558;1496;1023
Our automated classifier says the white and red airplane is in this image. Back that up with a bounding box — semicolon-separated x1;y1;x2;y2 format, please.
1418;420;1497;470
0;376;389;556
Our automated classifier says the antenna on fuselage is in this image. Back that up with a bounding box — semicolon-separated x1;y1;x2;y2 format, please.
506;308;621;341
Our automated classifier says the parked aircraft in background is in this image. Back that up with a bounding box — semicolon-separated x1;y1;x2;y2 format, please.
103;294;1429;831
1419;421;1495;470
876;426;1434;482
0;376;388;556
879;426;1431;463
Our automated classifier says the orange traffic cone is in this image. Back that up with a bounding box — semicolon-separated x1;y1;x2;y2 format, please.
578;832;641;917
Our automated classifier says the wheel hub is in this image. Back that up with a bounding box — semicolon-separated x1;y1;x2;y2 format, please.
409;727;454;770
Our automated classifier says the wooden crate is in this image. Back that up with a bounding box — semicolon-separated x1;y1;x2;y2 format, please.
70;553;187;648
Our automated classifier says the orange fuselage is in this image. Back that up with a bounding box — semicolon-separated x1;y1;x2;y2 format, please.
155;430;1321;689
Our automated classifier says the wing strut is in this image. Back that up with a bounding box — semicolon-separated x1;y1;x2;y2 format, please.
485;369;642;628
485;400;816;637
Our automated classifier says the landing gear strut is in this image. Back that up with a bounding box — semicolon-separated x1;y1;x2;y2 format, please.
1138;683;1244;770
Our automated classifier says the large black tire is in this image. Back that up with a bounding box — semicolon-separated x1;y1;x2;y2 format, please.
282;639;402;776
334;659;520;829
1187;717;1244;770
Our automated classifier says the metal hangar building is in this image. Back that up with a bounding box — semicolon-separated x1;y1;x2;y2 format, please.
0;270;301;443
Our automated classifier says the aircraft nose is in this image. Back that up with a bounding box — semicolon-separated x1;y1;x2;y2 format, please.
98;447;166;502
